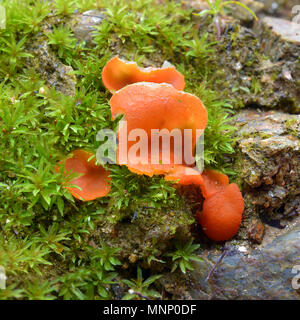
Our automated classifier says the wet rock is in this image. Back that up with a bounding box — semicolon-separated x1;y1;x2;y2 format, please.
198;17;299;112
233;109;300;219
187;221;300;299
71;10;106;47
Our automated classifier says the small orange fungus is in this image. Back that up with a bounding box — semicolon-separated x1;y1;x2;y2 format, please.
164;166;244;241
200;169;229;198
102;56;185;92
58;150;111;201
197;183;244;241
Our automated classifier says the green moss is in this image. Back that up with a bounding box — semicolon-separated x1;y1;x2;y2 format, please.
0;0;238;300
251;77;262;95
284;118;299;136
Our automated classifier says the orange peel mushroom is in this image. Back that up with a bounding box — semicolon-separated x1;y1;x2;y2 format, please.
200;169;229;198
197;176;244;241
197;183;244;241
58;150;111;201
164;166;244;241
102;56;185;93
110;82;208;176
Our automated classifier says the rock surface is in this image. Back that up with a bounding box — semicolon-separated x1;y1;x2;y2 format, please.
25;15;77;96
26;40;76;96
188;219;300;300
159;216;300;300
197;16;300;112
233;109;299;221
262;16;300;43
252;16;300;112
71;10;106;47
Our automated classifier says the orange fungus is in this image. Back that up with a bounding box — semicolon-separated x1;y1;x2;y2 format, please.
58;150;111;201
164;166;244;241
200;169;229;198
110;82;208;176
102;56;185;92
101;57;243;241
197;183;244;241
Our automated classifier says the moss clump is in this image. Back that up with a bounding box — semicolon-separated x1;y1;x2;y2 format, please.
0;0;238;299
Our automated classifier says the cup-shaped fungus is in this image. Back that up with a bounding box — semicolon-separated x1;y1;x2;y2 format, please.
110;82;208;176
164;167;244;241
197;183;244;241
200;169;229;198
195;174;244;242
58;150;111;201
102;56;185;93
